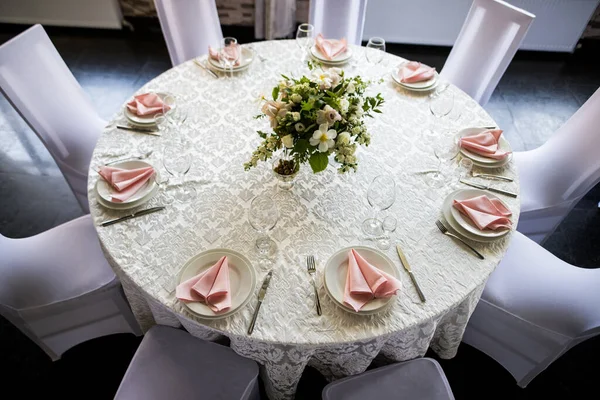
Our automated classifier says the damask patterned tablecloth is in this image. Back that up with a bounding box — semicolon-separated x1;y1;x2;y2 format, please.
88;40;520;400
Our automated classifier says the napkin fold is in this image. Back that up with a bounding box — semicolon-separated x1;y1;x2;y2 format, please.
126;93;170;117
315;34;347;60
453;195;512;231
398;61;436;83
176;256;232;313
459;129;511;160
343;249;401;312
208;44;241;66
98;166;155;202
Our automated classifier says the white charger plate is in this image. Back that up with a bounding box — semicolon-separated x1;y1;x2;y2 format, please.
458;128;512;165
95;160;159;210
442;190;510;242
177;248;256;319
310;45;353;64
448;189;512;239
207;47;254;71
324;246;400;315
392;61;439;90
124;92;172;125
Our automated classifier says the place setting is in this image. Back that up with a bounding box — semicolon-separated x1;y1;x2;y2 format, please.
391;60;439;92
195;36;255;79
310;33;353;66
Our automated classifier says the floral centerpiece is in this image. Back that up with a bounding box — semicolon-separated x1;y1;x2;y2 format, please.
244;65;384;176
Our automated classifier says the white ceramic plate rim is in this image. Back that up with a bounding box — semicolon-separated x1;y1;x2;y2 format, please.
207;47;254;70
324;246;400;314
392;61;439;89
177;248;256;320
310;45;353;63
449;189;512;238
458;128;512;164
124;92;171;125
95;160;158;204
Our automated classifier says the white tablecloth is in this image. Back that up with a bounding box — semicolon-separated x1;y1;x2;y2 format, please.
89;40;520;400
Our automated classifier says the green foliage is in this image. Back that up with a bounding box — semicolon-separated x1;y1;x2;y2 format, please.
309;152;329;173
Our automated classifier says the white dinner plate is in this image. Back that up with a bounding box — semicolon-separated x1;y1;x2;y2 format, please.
448;189;512;239
458;128;512;165
95;160;159;210
324;246;400;315
391;62;439;90
124;92;172;125
207;47;254;71
310;45;353;64
177;248;256;319
442;190;510;242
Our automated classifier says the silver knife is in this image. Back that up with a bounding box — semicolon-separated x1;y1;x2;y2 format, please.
459;179;518;198
248;270;272;335
193;58;219;79
396;245;426;302
101;206;166;227
471;173;514;182
117;125;160;136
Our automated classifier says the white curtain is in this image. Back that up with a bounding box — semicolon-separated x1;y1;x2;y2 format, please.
255;0;296;39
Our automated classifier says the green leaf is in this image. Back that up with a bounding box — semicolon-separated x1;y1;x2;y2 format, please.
281;74;290;80
293;139;309;154
333;83;343;93
373;109;382;113
272;86;280;100
326;90;336;97
257;130;268;139
309;152;329;173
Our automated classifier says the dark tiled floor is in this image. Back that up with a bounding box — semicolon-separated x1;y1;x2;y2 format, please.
0;23;598;399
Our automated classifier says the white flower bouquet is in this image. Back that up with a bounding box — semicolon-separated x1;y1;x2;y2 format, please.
244;66;384;175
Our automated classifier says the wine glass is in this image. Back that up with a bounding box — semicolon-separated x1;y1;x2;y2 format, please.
377;216;398;250
220;37;239;82
296;23;315;65
365;37;385;65
162;141;196;202
362;175;396;236
248;194;279;268
429;86;454;118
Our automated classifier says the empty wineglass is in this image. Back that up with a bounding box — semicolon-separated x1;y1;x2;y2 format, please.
362;175;396;236
162;141;196;202
365;37;385;65
220;37;239;82
430;87;454;118
296;23;314;64
377;216;398;250
248;194;279;268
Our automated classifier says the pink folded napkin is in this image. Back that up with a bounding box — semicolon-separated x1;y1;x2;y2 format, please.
459;129;511;160
98;166;155;202
315;34;347;60
176;256;231;313
208;44;241;66
343;249;401;312
126;93;170;117
453;195;512;231
398;61;436;83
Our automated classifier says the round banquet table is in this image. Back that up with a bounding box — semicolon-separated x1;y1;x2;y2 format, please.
88;40;520;400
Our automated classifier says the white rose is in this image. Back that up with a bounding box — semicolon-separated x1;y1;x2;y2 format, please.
339;98;349;114
295;123;305;132
337;131;351;146
351;126;361;135
292;112;301;121
346;82;355;94
281;134;294;148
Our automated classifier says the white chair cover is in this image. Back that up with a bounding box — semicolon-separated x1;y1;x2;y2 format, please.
154;0;223;66
463;232;600;387
0;216;141;360
515;87;600;243
0;24;105;213
308;0;369;45
440;0;535;106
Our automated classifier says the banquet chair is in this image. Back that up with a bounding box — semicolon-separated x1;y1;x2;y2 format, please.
322;358;455;399
514;86;600;244
114;325;260;400
154;0;223;66
440;0;535;106
462;232;600;387
0;24;105;213
309;0;369;45
0;215;142;361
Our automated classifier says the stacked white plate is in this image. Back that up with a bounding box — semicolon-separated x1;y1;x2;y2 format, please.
310;45;353;65
124;92;173;127
442;189;512;243
323;246;400;315
391;61;439;92
94;160;159;210
176;248;257;319
206;47;255;72
457;127;513;168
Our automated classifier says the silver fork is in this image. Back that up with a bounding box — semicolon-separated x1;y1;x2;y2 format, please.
306;256;322;316
105;150;153;165
435;220;485;260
